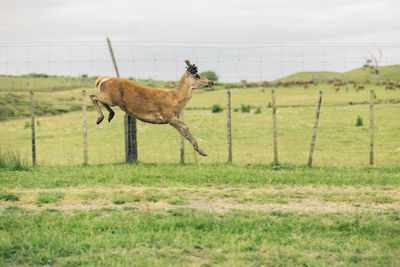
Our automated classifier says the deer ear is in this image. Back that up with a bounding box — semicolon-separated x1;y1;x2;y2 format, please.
185;60;191;67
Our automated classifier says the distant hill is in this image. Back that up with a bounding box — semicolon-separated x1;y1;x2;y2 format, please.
279;64;400;82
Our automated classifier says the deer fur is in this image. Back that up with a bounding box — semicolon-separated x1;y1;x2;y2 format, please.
90;60;214;156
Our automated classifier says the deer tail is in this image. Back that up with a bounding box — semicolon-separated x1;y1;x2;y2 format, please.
95;76;110;89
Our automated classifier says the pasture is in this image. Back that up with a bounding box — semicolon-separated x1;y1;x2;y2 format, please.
1;73;400;266
1;81;400;166
1;164;400;265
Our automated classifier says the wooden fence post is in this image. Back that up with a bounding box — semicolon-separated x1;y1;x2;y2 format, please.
30;91;36;166
370;90;374;165
180;112;185;165
82;90;88;165
271;90;278;164
106;37;137;163
124;115;138;163
308;91;323;167
227;89;232;163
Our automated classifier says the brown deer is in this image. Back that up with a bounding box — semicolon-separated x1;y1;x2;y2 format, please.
90;60;214;156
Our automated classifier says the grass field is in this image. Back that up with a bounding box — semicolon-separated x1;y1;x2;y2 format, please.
1;164;400;266
1;68;400;265
1;83;399;167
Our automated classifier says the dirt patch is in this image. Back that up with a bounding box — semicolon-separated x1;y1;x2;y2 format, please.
2;185;399;213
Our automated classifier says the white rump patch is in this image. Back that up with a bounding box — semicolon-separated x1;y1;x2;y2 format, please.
98;78;111;89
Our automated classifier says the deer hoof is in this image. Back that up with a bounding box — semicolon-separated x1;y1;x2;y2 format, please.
108;113;114;122
199;151;207;157
96;117;104;124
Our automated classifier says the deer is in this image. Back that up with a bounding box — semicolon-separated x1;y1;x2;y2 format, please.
90;60;214;157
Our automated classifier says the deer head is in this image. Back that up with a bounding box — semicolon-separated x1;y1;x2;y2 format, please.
184;60;214;89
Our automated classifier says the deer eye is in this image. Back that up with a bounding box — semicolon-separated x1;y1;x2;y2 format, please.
194;74;200;79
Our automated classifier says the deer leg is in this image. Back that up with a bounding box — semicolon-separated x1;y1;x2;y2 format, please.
90;95;104;124
169;116;207;156
101;103;115;122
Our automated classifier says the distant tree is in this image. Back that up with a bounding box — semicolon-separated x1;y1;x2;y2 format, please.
363;49;382;77
200;71;218;81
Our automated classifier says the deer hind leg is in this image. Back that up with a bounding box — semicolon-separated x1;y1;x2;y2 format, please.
101;103;115;122
90;95;104;124
169;116;207;156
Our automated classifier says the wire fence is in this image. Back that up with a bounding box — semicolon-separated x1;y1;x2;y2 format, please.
1;41;400;83
0;41;399;167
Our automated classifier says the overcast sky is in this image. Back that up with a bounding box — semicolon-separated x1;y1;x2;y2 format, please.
1;0;399;80
1;0;399;43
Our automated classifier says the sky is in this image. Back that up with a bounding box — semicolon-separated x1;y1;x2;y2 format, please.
0;0;399;81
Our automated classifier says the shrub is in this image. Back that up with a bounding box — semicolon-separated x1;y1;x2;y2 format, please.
241;104;251;113
212;104;223;113
255;107;262;114
356;115;363;127
200;71;218;81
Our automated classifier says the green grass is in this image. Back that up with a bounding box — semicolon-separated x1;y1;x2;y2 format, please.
36;192;65;204
111;191;141;205
0;192;19;201
0;150;29;171
0;164;399;189
1;72;400;167
1;92;400;167
0;207;399;266
280;64;400;83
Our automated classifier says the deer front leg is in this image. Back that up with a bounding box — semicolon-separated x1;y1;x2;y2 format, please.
90;95;104;124
169;116;207;156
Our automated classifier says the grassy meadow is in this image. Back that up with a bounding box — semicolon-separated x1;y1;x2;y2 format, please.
1;82;400;167
1;164;400;266
1;68;400;266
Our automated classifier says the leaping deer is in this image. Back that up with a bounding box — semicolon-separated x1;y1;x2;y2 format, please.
90;60;213;156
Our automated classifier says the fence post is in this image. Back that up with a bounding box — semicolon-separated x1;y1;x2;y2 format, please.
124;115;138;163
106;37;120;77
370;90;374;165
227;89;232;163
106;37;137;163
30;91;36;166
180;112;185;165
308;91;323;167
271;90;278;164
82;90;88;165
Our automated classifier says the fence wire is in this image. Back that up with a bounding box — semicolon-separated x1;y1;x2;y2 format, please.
0;41;399;167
